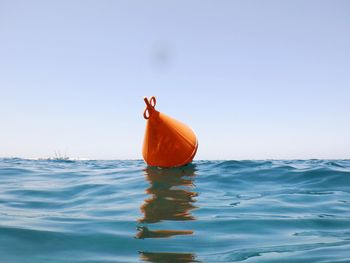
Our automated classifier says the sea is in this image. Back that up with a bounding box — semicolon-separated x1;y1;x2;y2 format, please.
0;158;350;262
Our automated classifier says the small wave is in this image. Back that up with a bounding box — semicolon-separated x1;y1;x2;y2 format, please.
1;159;350;262
204;240;350;262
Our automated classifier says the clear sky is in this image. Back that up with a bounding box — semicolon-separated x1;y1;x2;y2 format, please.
1;0;349;160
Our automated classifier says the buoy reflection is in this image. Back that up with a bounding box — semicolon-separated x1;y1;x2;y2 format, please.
136;164;198;239
139;251;199;263
137;164;199;261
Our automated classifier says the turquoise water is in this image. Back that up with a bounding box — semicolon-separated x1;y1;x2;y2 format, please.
0;159;350;262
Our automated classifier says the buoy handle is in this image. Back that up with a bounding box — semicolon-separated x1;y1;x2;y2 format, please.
143;96;156;119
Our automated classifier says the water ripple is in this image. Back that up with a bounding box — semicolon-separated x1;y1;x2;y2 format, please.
0;158;349;262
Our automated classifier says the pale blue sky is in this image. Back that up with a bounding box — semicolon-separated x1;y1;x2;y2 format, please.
1;0;349;159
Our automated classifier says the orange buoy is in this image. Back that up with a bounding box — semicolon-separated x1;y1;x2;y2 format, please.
142;96;198;168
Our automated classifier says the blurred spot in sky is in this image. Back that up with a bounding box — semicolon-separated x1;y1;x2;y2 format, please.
150;41;173;71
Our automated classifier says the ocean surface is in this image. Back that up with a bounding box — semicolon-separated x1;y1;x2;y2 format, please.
0;158;350;262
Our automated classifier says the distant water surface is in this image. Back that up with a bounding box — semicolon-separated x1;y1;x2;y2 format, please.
0;158;350;262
